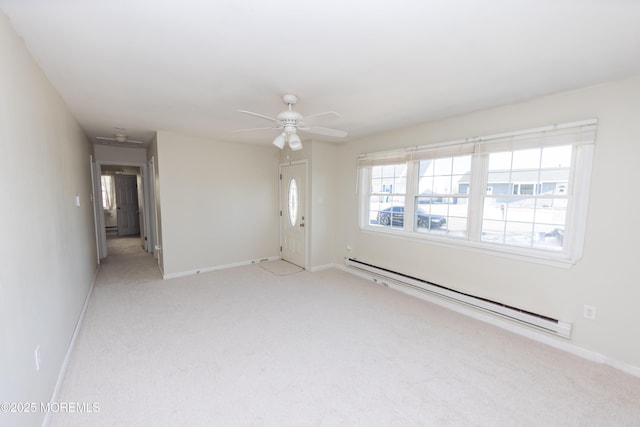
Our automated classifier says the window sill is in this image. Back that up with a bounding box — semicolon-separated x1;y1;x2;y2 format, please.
360;225;579;268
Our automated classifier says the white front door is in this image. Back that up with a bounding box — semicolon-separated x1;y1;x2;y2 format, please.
280;162;307;268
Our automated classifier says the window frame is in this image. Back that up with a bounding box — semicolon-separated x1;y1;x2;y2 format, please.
358;120;597;267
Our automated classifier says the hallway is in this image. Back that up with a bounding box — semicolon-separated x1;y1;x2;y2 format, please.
106;234;146;256
98;235;162;286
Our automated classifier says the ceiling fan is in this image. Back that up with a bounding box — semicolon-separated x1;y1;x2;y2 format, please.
235;94;347;150
95;133;144;144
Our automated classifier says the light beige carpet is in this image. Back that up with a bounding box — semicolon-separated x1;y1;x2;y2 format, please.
259;259;303;276
106;234;145;256
49;240;640;426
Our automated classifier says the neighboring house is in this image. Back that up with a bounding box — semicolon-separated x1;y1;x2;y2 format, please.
458;167;569;205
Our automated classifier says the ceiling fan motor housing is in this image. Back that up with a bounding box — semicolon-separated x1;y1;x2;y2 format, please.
277;110;303;127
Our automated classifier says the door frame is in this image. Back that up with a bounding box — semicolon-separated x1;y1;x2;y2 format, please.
89;155;101;264
92;159;156;259
148;156;160;264
279;160;309;269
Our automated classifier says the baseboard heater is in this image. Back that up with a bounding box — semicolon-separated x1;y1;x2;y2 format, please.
345;258;572;338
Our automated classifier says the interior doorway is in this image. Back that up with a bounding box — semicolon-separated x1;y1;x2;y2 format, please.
114;173;141;236
92;161;156;260
101;165;141;234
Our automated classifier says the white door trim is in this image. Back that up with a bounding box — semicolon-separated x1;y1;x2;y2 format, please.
147;157;159;262
89;155;102;263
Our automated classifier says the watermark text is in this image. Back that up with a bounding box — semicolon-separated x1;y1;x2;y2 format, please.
1;402;100;413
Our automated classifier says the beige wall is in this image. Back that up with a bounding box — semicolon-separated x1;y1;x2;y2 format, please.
0;12;97;427
94;144;147;164
155;131;279;277
334;75;640;370
308;141;339;269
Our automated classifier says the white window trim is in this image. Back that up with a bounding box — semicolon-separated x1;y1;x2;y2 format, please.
358;119;597;268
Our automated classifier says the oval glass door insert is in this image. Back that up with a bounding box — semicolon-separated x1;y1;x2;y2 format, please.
288;178;298;227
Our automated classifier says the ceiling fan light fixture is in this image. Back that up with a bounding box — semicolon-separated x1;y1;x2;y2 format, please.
272;132;286;149
288;133;302;151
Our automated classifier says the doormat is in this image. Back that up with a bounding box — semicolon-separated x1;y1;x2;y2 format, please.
260;260;303;276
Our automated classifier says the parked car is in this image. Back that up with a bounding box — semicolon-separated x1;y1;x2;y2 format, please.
377;206;446;229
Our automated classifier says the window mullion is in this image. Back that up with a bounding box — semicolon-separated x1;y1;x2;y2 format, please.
467;153;488;242
360;167;371;228
405;161;418;232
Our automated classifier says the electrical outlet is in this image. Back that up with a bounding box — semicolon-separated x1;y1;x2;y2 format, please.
34;345;41;371
583;304;596;320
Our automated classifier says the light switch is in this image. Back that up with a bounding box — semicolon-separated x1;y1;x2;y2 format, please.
75;195;81;207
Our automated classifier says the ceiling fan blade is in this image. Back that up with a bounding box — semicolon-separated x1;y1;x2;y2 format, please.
237;110;278;122
301;126;348;138
302;111;341;123
95;136;143;144
231;126;280;134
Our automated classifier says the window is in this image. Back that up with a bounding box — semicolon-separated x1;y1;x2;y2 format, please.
481;145;572;251
101;175;115;210
367;164;407;230
416;156;471;237
358;120;596;265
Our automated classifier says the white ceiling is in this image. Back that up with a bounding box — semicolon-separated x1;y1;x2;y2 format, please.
2;0;640;147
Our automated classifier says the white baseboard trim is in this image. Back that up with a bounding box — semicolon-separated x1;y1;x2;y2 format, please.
308;263;336;272
42;264;101;427
335;264;640;379
163;256;280;279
